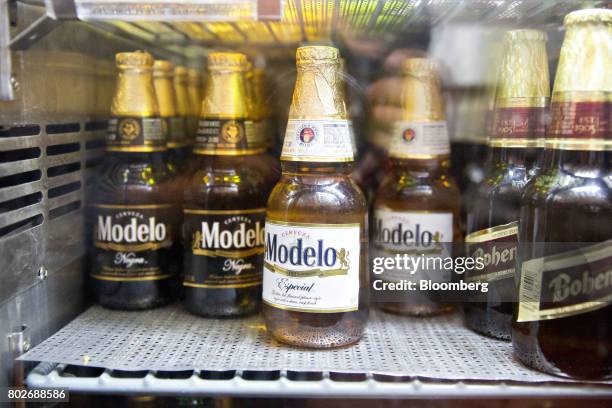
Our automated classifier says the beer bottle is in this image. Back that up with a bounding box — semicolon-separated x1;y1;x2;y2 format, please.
464;30;550;340
171;66;192;172
187;68;203;137
262;46;368;348
371;58;462;316
513;9;611;380
183;52;274;317
91;51;177;309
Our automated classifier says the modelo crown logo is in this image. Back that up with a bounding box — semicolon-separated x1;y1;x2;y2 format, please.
374;219;441;248
193;221;264;250
265;233;350;277
97;215;166;243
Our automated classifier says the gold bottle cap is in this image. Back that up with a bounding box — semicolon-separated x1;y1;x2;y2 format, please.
115;51;153;69
564;8;612;25
553;8;612;98
208;52;247;71
296;46;339;65
398;57;445;122
153;60;174;77
495;29;550;107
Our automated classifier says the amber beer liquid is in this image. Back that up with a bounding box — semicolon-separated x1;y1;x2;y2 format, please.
91;51;177;309
464;30;550;340
372;58;462;316
513;9;612;380
262;46;369;348
183;53;276;317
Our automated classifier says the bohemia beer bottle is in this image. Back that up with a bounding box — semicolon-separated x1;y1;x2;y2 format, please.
371;58;462;316
91;51;177;309
262;46;369;348
183;53;276;317
464;30;550;340
513;9;611;380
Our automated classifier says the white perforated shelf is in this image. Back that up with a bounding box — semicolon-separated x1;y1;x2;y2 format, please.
20;305;612;398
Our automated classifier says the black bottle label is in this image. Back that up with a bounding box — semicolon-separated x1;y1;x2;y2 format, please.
107;116;166;152
194;118;264;155
183;208;266;288
166;116;189;148
91;204;176;281
465;221;518;283
517;239;612;322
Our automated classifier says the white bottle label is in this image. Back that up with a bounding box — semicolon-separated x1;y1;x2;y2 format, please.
389;121;450;158
281;119;355;162
263;221;361;313
372;209;453;283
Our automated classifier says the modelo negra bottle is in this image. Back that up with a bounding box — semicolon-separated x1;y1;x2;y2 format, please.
464;30;550;340
91;51;177;309
262;46;369;348
513;9;611;380
183;52;277;317
371;58;462;316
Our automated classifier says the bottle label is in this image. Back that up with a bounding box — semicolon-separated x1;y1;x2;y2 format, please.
281;119;354;162
464;222;518;283
194;118;264;155
91;204;175;281
389;121;450;159
183;209;266;288
491;106;547;148
245;120;268;149
547;100;611;151
516;239;612;322
166;116;188;148
107;117;166;152
371;209;453;283
262;220;361;313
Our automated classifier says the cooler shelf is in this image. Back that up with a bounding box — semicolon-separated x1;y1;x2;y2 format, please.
20;305;612;398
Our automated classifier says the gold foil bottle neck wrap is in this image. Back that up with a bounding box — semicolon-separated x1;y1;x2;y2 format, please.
153;60;174;77
115;51;153;69
153;60;177;118
111;51;158;117
174;66;190;118
495;29;550;108
201;54;248;119
289;46;346;120
553;8;612;101
399;58;445;122
187;68;203;118
208;52;248;72
296;46;339;66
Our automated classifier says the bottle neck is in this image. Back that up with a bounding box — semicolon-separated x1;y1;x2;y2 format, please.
387;157;450;177
111;68;158;117
202;69;248;118
281;161;353;175
153;75;177;118
289;62;346;119
543;148;608;170
485;145;536;167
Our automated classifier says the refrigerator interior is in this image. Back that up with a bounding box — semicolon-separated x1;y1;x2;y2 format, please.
0;0;611;402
